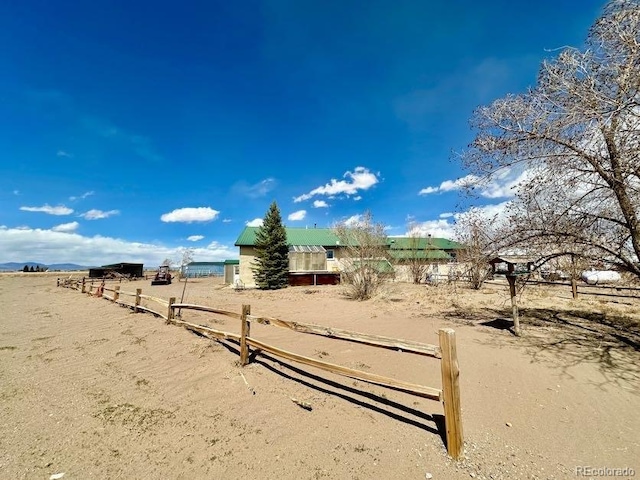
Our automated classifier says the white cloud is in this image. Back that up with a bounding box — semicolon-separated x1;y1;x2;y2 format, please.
246;218;263;227
57;150;73;158
13;190;20;195
288;210;306;221
69;191;94;201
0;226;237;266
187;235;204;242
343;215;362;227
313;200;329;208
405;201;512;240
80;209;119;220
233;178;277;198
160;207;220;223
419;169;528;199
419;174;481;196
20;204;73;215
294;167;380;202
52;222;79;233
222;219;232;223
405;219;457;239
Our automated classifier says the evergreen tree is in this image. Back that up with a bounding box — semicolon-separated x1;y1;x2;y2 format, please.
23;265;29;272
252;201;289;289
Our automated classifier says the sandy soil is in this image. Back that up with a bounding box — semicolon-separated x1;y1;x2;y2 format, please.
1;273;638;479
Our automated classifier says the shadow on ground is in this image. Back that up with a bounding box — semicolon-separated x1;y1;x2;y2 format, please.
446;306;640;393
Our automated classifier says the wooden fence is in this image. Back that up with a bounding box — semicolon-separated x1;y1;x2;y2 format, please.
486;277;640;302
57;277;464;459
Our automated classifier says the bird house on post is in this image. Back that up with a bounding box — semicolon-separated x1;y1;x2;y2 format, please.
488;256;535;337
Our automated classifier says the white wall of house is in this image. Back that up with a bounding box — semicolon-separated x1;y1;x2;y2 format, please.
238;246;258;288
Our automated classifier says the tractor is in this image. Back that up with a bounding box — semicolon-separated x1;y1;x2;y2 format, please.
151;265;172;285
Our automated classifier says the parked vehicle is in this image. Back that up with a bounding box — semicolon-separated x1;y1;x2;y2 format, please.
151;265;172;285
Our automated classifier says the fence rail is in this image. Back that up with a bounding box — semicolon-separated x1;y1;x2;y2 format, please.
486;277;640;302
57;277;464;459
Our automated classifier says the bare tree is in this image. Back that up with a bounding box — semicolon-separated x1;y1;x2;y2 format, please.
402;224;432;284
462;0;640;279
178;247;194;280
454;209;505;289
333;211;391;300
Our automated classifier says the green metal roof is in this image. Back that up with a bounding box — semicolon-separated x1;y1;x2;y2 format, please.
235;227;465;253
389;249;452;261
224;259;240;265
235;227;341;246
387;237;464;250
187;261;225;266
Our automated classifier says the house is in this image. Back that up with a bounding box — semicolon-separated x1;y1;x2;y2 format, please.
235;227;342;288
181;261;225;278
180;260;240;283
388;236;465;282
234;226;465;288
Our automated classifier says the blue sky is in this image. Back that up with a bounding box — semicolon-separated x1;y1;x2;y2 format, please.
0;0;605;266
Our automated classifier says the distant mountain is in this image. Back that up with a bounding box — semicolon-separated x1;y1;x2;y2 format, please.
0;262;91;271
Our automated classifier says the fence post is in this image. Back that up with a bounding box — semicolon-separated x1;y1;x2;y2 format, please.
571;278;578;299
81;277;86;293
439;328;463;460
506;274;521;336
134;288;142;313
113;285;120;302
57;278;60;287
240;304;251;366
167;297;176;322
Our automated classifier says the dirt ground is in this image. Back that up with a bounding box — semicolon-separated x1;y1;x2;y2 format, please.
1;273;638;480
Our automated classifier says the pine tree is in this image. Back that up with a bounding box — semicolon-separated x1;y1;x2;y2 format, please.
252;201;289;289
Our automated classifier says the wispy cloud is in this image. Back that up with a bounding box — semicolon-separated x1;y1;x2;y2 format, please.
160;207;220;223
419;174;481;195
187;235;204;242
52;221;79;232
80;209;120;220
313;200;329;208
83;116;163;162
419;169;528;199
69;191;95;201
232;178;277;198
288;210;306;221
294;167;380;203
13;190;20;196
246;218;263;227
20;204;73;215
57;150;73;158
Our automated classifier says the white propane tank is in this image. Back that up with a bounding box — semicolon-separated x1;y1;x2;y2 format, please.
581;270;621;285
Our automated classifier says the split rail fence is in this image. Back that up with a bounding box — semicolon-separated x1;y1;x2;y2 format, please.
486;277;640;302
58;277;464;459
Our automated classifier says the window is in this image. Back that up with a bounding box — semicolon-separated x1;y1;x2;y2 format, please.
288;245;327;271
326;249;335;260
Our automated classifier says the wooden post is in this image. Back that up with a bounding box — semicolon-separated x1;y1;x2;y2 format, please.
439;328;463;460
167;297;176;322
240;304;251;366
81;277;86;293
571;278;578;299
113;285;120;302
57;278;60;287
134;288;142;313
506;274;521;336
